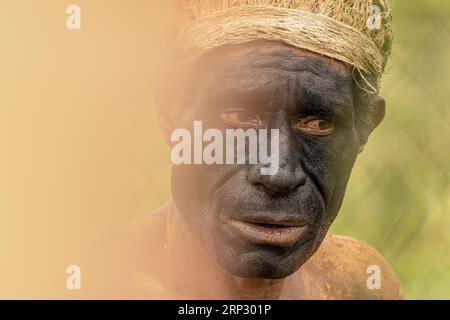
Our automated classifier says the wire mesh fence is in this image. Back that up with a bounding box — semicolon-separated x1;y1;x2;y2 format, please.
331;0;450;299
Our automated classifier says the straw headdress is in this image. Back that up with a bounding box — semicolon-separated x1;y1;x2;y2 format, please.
170;0;393;93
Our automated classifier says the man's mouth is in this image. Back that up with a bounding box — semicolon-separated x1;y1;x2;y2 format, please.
227;218;309;247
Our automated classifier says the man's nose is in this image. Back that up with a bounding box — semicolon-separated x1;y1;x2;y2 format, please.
248;165;307;193
248;129;307;194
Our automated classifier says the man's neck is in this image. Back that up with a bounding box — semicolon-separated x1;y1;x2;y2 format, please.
163;201;290;299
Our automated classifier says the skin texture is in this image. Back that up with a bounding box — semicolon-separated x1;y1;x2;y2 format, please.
87;40;403;299
163;40;382;279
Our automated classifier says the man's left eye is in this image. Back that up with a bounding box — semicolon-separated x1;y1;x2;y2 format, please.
294;117;336;136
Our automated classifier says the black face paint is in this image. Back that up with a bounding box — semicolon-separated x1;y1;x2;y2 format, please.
170;41;361;279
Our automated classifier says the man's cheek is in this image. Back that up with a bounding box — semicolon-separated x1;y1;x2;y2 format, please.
303;136;358;186
173;165;231;222
173;165;213;198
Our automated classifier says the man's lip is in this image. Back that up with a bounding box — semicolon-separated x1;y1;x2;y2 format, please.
233;216;308;227
227;219;309;247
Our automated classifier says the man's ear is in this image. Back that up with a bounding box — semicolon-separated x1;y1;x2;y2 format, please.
371;95;386;130
152;76;177;147
157;109;175;146
358;95;386;153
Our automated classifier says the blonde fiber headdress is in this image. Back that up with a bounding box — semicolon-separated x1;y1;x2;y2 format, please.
171;0;393;92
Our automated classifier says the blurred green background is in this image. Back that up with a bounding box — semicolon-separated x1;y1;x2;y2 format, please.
330;1;450;299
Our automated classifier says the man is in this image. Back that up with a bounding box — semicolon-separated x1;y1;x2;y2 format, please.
93;0;404;299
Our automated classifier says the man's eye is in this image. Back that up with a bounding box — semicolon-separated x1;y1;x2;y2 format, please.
294;118;336;136
220;111;261;127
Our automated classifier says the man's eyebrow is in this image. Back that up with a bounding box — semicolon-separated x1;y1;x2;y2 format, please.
239;52;352;79
298;86;354;118
201;84;272;108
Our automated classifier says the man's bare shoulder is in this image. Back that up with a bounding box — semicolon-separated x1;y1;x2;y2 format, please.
87;204;176;299
300;234;405;300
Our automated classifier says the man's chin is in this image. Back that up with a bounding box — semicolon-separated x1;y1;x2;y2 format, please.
216;247;310;279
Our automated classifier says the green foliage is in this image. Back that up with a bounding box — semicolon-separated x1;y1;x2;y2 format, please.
331;0;450;299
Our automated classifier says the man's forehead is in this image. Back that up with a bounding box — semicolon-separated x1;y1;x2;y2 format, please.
198;40;353;78
188;40;354;106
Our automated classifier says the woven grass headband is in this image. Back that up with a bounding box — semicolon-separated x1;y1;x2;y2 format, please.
170;0;393;93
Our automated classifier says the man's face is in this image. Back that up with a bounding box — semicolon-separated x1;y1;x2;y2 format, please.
170;41;363;278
